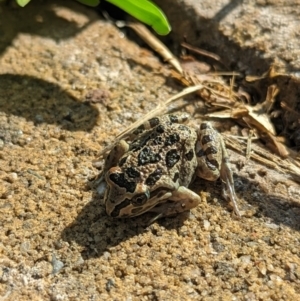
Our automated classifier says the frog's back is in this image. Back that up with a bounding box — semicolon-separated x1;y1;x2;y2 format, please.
120;118;198;189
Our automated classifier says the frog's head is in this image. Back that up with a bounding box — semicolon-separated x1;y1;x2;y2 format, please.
104;167;152;218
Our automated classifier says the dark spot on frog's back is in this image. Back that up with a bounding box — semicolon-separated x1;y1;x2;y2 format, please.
165;133;180;146
185;149;194;161
148;117;160;128
132;129;142;136
169;115;178;123
145;168;163;186
138;146;161;165
173;172;179;182
156;124;165;134
200;123;208;130
196;148;205;158
132;124;145;136
205;146;218;155
166;149;180;168
109;173;136;193
125;167;140;178
202;134;213;145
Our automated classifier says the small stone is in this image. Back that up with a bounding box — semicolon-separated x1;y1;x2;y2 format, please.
203;220;210;230
258;261;267;276
240;255;251;264
97;181;107;197
51;254;64;274
10;173;18;181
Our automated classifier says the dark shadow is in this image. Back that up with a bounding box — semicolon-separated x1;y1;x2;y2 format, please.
0;0;98;55
0;74;98;131
61;180;189;260
191;175;300;232
152;0;275;75
212;0;244;23
62;170;300;259
230;175;300;231
241;74;300;150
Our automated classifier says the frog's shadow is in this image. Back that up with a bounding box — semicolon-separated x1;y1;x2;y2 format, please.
61;173;300;260
61;182;190;260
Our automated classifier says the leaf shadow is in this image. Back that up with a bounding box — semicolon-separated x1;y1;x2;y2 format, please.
0;0;98;55
0;73;98;131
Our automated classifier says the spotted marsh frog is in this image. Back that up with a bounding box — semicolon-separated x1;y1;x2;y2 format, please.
102;114;240;220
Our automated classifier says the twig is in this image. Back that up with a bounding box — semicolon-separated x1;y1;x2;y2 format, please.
99;85;204;157
116;21;183;74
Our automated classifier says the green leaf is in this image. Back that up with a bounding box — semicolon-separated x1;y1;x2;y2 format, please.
75;0;100;6
16;0;31;7
106;0;171;35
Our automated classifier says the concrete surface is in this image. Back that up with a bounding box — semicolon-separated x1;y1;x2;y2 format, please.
0;1;300;300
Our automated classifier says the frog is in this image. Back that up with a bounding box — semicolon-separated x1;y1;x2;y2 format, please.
101;113;241;221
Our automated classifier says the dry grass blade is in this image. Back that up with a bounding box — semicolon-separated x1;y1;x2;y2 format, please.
171;70;240;107
265;85;278;114
98;85;204;157
210;84;289;157
181;42;222;63
243;85;289;157
246;129;255;160
116;85;204;139
245;65;287;82
117;23;243;109
244;85;278;135
281;101;300;119
117;21;183;74
224;136;300;184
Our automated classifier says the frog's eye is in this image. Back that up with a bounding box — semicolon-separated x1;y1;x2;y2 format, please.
131;191;150;206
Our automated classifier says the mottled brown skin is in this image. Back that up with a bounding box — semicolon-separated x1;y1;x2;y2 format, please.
103;114;240;219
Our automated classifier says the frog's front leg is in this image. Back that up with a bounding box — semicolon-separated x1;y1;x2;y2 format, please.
98;139;130;185
103;140;129;171
148;186;201;223
196;122;241;218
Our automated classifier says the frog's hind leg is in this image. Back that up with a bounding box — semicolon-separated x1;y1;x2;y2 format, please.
196;122;241;218
195;122;222;181
148;186;200;223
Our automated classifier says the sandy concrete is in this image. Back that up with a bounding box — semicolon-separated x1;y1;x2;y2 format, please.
0;1;300;300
